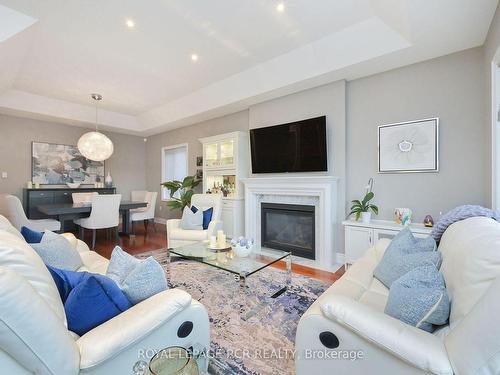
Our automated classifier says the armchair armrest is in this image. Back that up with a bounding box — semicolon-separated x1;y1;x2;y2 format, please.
321;295;452;375
77;289;192;369
207;220;222;237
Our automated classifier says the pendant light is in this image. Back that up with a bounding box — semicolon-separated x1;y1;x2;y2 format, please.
77;93;114;161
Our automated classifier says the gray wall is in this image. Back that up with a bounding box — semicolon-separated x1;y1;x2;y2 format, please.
484;3;500;206
347;47;487;222
146;47;490;257
0;114;146;200
146;110;249;220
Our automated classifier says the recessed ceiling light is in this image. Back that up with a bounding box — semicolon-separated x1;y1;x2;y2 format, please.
191;54;199;62
125;19;135;28
276;2;285;12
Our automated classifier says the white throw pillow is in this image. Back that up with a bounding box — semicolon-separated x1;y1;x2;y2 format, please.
180;206;203;230
31;231;83;271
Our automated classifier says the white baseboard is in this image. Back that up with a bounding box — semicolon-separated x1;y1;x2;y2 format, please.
154;217;167;225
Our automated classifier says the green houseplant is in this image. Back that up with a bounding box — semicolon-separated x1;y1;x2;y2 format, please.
161;175;201;211
349;191;379;223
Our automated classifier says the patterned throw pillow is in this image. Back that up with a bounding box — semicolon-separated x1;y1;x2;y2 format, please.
31;231;83;271
385;265;450;332
374;227;438;288
106;246;168;304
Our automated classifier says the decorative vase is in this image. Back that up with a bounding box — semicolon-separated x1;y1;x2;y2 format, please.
104;172;113;188
361;211;371;224
395;208;412;226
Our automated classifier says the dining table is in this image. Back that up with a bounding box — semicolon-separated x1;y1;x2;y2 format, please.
36;200;148;236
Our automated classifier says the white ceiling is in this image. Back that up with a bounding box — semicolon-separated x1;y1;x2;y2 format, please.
0;0;498;135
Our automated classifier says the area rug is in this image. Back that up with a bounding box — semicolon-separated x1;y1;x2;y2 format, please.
136;249;331;375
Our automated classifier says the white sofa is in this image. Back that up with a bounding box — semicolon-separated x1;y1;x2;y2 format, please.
296;217;500;375
0;214;210;375
167;194;223;248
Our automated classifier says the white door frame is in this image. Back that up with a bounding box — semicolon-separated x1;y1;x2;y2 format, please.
491;46;500;210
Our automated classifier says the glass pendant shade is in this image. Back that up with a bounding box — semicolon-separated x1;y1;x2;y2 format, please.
77;93;114;162
77;131;114;161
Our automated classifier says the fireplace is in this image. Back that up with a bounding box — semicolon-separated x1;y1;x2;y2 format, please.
261;203;315;260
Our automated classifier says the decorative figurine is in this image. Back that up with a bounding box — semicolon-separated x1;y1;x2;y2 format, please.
424;215;434;227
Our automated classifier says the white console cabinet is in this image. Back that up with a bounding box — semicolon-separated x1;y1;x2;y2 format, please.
199;131;249;238
342;219;433;265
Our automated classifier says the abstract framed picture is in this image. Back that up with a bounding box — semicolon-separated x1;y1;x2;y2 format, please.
378;118;439;173
32;141;105;184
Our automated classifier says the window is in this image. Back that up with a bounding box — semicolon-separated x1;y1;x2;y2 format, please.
161;144;188;201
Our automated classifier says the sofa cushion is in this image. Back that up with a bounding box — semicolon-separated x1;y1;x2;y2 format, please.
374;228;438;288
0;214;24;240
65;274;132;336
385;265;450;332
21;226;44;243
439;217;500;327
0;229;66;324
191;205;213;230
106;247;168;304
31;231;83;271
79;251;109;275
180;206;203;230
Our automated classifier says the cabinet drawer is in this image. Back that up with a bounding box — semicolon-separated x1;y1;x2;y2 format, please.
29;191;54;199
54;191;72;203
222;200;234;208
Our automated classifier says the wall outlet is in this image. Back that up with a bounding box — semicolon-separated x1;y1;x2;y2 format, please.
1;172;7;179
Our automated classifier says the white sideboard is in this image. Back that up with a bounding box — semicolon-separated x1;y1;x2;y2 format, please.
342;219;433;265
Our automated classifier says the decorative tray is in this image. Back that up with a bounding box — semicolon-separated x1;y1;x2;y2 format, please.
206;242;232;252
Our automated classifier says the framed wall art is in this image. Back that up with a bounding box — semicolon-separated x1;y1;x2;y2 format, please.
32;141;105;184
378;118;439;173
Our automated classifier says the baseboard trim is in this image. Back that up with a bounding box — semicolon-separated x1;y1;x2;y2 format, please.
154;217;167;225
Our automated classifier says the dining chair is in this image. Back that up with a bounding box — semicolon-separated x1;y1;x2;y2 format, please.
130;191;158;234
72;192;98;204
73;194;122;249
0;193;61;232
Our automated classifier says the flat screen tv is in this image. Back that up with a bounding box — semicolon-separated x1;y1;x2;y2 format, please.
250;116;327;173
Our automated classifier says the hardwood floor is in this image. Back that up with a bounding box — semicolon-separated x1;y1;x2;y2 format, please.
82;222;345;284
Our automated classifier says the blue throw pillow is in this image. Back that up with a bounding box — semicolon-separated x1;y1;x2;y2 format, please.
191;205;213;230
385;265;450;332
65;275;132;336
374;228;439;288
21;226;44;243
46;266;131;335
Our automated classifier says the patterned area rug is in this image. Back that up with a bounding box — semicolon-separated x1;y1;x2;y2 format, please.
137;249;330;375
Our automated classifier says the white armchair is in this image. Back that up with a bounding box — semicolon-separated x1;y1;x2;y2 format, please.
167;193;223;248
0;193;60;232
0;214;210;374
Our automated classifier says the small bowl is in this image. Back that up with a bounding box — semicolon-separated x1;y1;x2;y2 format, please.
233;244;253;258
66;182;81;189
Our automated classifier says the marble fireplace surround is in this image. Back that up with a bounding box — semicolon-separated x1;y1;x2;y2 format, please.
242;176;339;268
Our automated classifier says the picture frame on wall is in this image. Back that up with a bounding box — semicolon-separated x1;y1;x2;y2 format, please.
196;156;203;167
31;141;105;184
378;118;439;173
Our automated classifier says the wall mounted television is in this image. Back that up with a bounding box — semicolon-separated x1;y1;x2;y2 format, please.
250;116;327;173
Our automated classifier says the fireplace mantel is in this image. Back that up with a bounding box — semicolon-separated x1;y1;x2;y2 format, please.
241;176;339;267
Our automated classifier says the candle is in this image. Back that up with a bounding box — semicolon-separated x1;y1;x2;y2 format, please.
27;181;33;189
209;235;217;248
218;234;226;248
34;183;40;189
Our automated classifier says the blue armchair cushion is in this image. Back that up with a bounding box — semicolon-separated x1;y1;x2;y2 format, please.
385;265;450;332
191;205;213;230
374;227;439;288
21;226;44;243
47;266;131;336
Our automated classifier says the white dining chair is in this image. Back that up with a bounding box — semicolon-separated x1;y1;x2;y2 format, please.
130;191;158;234
0;193;61;232
73;194;122;249
72;192;98;204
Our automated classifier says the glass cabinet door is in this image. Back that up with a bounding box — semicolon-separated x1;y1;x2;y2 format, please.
205;143;219;167
219;139;234;167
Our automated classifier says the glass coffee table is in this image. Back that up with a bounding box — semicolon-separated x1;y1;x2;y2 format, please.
167;241;292;319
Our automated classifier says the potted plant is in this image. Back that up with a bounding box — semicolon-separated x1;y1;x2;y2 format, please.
349;192;379;224
161;175;201;211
